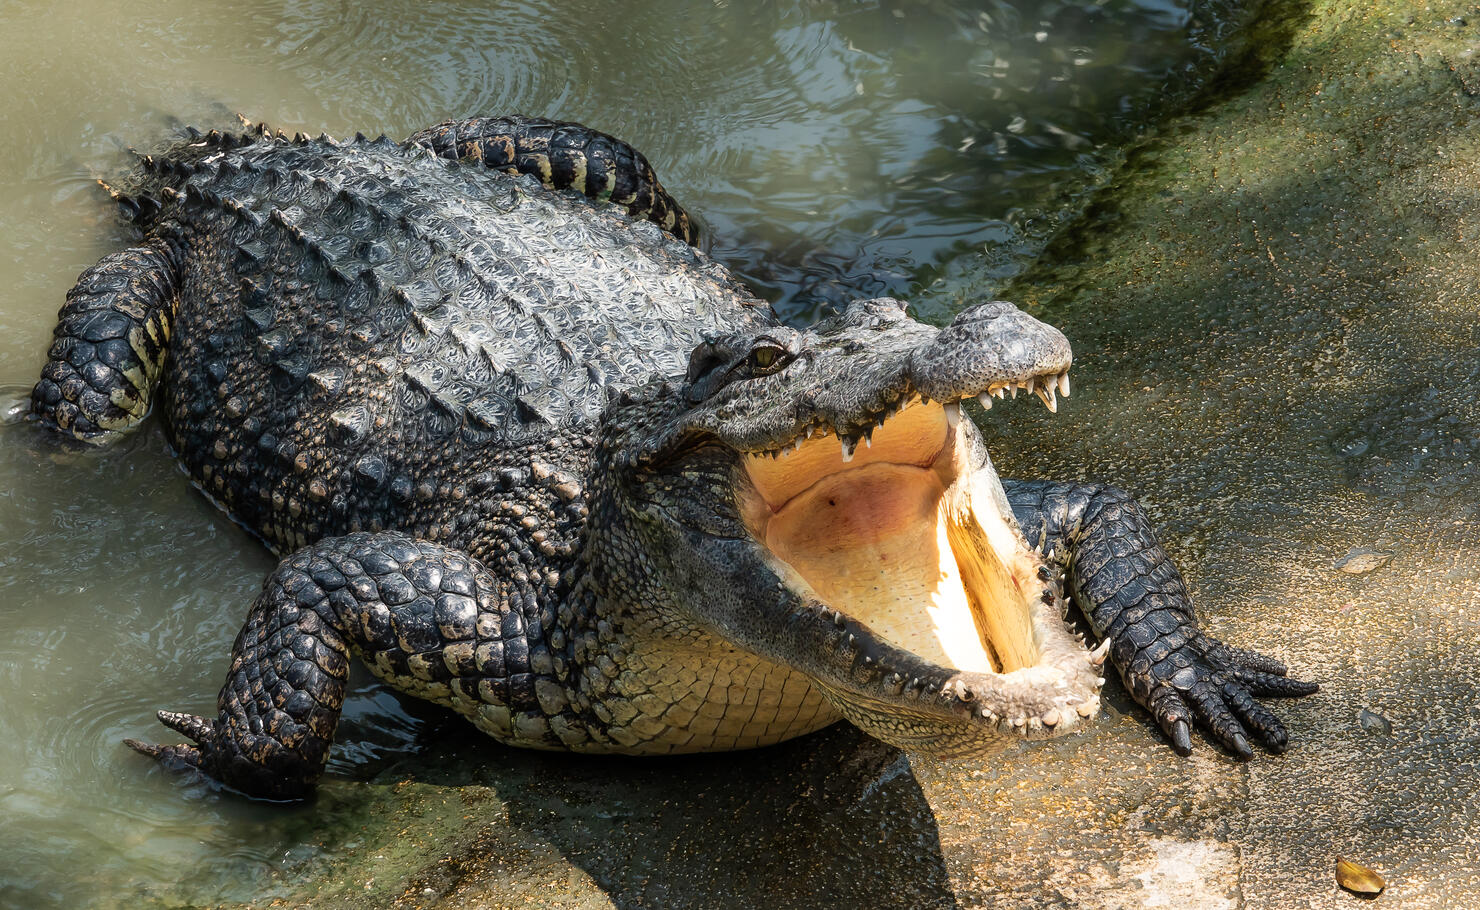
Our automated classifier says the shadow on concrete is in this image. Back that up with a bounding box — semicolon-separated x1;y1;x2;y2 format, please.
347;722;961;910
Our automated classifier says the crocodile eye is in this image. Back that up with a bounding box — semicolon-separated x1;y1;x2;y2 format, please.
749;345;787;375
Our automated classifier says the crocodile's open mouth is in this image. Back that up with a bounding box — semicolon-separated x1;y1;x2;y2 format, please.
736;372;1103;752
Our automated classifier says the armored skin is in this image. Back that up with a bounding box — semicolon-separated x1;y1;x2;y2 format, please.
29;115;1317;799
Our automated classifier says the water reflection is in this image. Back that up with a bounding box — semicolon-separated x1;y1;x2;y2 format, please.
0;0;1249;905
701;0;1247;318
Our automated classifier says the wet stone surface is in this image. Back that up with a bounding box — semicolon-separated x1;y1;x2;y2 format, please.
951;0;1480;905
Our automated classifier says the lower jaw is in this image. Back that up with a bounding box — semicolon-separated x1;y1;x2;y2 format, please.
815;683;1050;757
806;495;1103;756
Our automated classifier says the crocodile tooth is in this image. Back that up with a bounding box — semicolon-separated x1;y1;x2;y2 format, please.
840;437;856;462
863;428;874;448
993;386;1006;399
1077;701;1097;717
1036;384;1058;413
1009;385;1018;399
976;392;993;410
1089;638;1111;667
943;402;961;428
1041;709;1060;728
1057;372;1071;397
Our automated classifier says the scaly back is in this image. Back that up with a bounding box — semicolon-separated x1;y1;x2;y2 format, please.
133;133;773;549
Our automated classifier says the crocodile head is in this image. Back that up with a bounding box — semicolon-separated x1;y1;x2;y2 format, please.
599;298;1103;756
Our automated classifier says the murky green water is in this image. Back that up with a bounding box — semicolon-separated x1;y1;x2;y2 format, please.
0;1;1254;906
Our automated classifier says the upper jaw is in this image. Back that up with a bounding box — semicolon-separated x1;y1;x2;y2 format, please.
639;299;1072;464
744;366;1072;466
720;300;1073;460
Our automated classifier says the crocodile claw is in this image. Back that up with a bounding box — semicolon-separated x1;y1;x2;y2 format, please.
157;709;216;742
1230;667;1320;698
124;737;204;769
1136;634;1317;759
1167;718;1192;756
125;710;216;770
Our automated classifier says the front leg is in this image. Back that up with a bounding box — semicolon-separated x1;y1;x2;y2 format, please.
31;240;180;443
127;532;544;799
1004;480;1318;758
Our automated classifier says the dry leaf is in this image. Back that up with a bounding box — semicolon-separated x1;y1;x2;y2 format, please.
1336;857;1385;895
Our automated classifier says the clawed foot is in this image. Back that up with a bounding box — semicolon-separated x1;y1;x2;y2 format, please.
1131;635;1319;759
127;707;324;799
124;709;313;800
124;710;218;773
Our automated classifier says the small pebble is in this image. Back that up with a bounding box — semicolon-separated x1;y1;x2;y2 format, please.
1336;857;1386;895
1334;547;1392;575
1359;709;1392;736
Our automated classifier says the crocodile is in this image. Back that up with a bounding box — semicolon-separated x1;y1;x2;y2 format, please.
28;115;1317;799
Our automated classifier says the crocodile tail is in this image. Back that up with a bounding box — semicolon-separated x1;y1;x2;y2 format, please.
408;115;701;246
